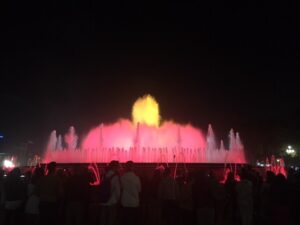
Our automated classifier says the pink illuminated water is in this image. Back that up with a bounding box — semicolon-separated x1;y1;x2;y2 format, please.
44;121;246;164
265;156;287;177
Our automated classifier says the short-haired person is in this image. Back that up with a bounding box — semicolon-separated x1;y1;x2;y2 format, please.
37;162;62;225
99;160;121;225
120;161;141;225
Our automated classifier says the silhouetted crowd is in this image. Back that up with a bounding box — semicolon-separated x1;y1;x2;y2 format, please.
1;161;300;225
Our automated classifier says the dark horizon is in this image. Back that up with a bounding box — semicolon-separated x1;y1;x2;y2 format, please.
1;1;300;161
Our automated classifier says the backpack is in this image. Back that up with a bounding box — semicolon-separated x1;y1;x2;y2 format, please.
98;173;117;204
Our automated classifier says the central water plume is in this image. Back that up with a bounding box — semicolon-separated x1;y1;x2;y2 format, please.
132;94;160;127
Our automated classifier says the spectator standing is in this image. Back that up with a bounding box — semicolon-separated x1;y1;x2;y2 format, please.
36;162;62;225
120;161;141;225
3;168;27;225
65;165;90;225
25;167;44;225
193;171;215;225
235;169;253;225
158;167;178;225
99;160;121;225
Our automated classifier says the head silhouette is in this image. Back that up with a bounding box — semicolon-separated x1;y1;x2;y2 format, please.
108;160;120;172
47;161;57;174
124;161;134;172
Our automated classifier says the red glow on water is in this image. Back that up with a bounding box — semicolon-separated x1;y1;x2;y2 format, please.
44;119;208;163
43;95;246;164
84;120;205;152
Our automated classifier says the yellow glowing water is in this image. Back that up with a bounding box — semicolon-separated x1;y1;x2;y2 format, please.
132;94;160;127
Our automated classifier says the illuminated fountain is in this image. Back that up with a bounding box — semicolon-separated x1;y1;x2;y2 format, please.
44;95;246;164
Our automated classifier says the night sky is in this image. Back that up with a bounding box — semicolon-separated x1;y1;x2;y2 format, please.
1;1;300;160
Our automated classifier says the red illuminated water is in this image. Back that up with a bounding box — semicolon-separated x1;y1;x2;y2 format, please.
44;95;246;164
44;122;246;164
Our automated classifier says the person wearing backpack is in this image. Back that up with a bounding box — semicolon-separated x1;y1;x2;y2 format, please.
99;160;121;225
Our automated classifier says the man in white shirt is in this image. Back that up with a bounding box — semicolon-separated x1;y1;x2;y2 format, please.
120;161;141;225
